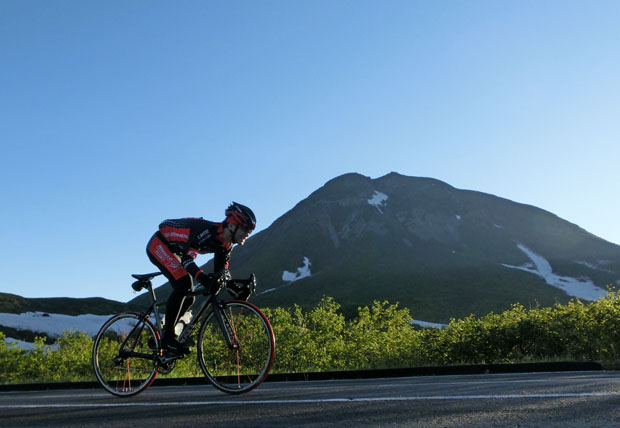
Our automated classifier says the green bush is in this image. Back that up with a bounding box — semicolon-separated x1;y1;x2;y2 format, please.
418;292;620;366
3;291;620;384
345;300;421;369
264;297;347;372
0;332;28;383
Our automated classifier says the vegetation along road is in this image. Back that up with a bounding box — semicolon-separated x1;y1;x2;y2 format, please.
2;371;620;427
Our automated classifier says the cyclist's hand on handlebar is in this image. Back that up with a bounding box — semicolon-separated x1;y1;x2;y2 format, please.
226;275;256;301
226;281;251;300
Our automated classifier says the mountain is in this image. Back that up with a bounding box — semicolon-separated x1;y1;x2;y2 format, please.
0;292;140;316
0;292;142;345
129;172;620;323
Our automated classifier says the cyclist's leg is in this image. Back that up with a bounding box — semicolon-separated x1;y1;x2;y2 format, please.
146;234;187;282
178;293;195;322
163;278;192;338
146;235;192;353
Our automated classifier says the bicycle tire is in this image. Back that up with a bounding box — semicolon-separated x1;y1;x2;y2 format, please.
197;300;275;394
92;312;160;397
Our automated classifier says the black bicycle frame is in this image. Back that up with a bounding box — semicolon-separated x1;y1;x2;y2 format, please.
176;290;238;350
118;284;240;361
117;300;158;361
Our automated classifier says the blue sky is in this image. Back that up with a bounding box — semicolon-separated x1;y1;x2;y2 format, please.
1;0;619;302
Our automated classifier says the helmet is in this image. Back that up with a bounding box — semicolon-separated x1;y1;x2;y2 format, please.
225;202;256;230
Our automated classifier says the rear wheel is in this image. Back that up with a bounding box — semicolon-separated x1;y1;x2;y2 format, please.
197;301;275;394
92;312;159;397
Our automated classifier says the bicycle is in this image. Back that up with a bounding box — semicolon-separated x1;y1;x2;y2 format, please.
92;272;275;397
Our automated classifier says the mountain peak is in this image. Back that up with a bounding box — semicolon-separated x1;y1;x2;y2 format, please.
323;172;371;187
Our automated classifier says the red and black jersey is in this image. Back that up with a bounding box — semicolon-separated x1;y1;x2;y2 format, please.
155;218;232;280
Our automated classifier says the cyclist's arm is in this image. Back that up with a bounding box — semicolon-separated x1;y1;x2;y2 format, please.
181;246;231;283
181;250;204;281
213;247;231;280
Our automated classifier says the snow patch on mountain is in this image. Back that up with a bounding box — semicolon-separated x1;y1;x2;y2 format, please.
0;312;112;338
412;320;447;329
0;311;196;349
368;191;388;213
0;312;115;349
502;244;607;301
3;337;57;350
282;257;312;283
575;260;614;273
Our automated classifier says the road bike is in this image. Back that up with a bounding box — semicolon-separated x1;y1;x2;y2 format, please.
92;272;275;397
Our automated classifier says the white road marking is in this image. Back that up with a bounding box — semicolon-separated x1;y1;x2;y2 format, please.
265;377;620;391
2;392;620;409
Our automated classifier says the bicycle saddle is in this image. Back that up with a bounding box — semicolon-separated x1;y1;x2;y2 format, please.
131;272;163;281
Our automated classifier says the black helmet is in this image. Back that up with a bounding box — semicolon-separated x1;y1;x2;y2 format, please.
225;202;256;230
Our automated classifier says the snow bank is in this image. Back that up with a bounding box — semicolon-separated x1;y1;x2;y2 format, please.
0;312;112;338
282;257;312;283
502;244;607;301
3;337;59;350
0;310;197;349
0;312;115;349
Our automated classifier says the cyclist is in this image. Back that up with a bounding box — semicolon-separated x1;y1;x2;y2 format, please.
146;202;256;355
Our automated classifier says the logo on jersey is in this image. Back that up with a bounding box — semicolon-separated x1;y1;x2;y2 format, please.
161;227;190;242
198;230;211;240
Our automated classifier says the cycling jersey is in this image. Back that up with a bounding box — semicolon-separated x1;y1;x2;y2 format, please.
147;218;232;283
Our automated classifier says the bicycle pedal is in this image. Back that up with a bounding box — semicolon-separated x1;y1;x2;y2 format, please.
158;355;179;365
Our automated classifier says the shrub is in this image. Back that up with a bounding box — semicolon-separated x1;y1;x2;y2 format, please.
3;291;620;384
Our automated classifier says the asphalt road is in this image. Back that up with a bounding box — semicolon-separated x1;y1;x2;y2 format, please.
2;372;620;427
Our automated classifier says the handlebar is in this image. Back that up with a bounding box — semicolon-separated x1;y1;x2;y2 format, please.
229;273;256;287
131;272;257;295
232;273;257;296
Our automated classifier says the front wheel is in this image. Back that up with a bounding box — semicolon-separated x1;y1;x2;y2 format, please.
92;312;160;397
197;301;275;394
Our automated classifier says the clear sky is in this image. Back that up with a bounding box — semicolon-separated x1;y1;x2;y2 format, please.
1;0;619;303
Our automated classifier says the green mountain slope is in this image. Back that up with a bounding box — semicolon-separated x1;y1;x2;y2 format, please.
130;172;620;322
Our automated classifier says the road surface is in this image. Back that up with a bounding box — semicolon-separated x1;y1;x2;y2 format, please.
2;371;620;427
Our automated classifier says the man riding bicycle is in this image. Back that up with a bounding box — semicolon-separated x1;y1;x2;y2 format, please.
146;202;256;355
